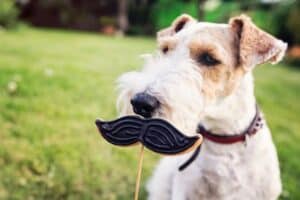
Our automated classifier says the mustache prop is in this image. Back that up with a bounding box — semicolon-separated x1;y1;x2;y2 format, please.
95;115;203;171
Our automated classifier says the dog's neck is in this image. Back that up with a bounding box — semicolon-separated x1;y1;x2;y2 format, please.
201;72;257;136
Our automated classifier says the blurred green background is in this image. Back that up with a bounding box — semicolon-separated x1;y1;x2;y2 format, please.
0;0;300;200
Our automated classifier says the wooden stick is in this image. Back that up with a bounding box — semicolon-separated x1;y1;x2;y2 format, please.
134;145;145;200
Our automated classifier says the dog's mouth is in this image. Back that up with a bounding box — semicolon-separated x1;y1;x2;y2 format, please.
95;115;203;171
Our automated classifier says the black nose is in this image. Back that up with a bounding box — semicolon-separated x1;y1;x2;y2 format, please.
130;93;160;118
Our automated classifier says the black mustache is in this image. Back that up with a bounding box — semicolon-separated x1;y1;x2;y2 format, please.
95;116;202;171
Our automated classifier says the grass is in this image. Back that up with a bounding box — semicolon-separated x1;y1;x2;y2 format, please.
0;27;299;200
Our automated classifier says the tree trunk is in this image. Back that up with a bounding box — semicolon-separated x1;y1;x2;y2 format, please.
197;0;207;20
117;0;129;34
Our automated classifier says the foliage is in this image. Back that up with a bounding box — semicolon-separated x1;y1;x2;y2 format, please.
0;0;19;28
248;9;279;35
0;27;300;200
150;0;198;31
19;0;117;31
14;0;300;45
127;2;154;35
203;0;298;45
147;0;299;44
204;1;240;23
248;1;294;43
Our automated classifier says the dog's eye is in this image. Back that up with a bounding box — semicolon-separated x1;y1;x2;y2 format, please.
197;52;220;66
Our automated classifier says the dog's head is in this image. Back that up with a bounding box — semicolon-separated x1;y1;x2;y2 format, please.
117;14;287;135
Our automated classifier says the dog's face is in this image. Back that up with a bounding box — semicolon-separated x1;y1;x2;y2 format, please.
117;14;287;135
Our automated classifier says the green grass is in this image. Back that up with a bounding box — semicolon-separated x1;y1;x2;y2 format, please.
0;27;299;200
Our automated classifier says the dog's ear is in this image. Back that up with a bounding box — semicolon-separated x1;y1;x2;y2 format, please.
229;15;287;70
157;14;196;39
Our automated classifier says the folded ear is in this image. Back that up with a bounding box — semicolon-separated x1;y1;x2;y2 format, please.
157;14;196;39
229;15;287;70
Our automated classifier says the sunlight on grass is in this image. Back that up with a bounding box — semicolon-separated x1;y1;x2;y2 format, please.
0;27;299;200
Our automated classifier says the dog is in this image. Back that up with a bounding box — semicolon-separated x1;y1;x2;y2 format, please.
117;14;287;200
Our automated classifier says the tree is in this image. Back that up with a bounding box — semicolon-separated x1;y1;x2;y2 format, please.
117;0;129;34
197;0;207;20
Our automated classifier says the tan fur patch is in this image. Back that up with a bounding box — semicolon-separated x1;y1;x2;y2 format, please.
187;27;243;100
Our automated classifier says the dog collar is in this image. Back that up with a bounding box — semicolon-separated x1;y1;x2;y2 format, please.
197;105;263;144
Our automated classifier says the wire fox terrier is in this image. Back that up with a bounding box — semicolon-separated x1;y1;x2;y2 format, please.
117;14;287;200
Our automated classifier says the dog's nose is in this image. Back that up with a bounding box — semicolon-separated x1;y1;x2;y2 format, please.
131;93;160;118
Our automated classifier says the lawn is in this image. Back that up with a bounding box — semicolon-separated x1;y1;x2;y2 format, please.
0;27;299;200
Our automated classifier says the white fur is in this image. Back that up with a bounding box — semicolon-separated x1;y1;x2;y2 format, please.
146;73;281;200
117;20;282;200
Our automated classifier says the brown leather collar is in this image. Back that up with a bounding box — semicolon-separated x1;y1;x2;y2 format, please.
197;105;263;144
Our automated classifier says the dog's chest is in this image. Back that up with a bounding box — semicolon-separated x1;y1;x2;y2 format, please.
182;149;246;199
176;139;275;200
